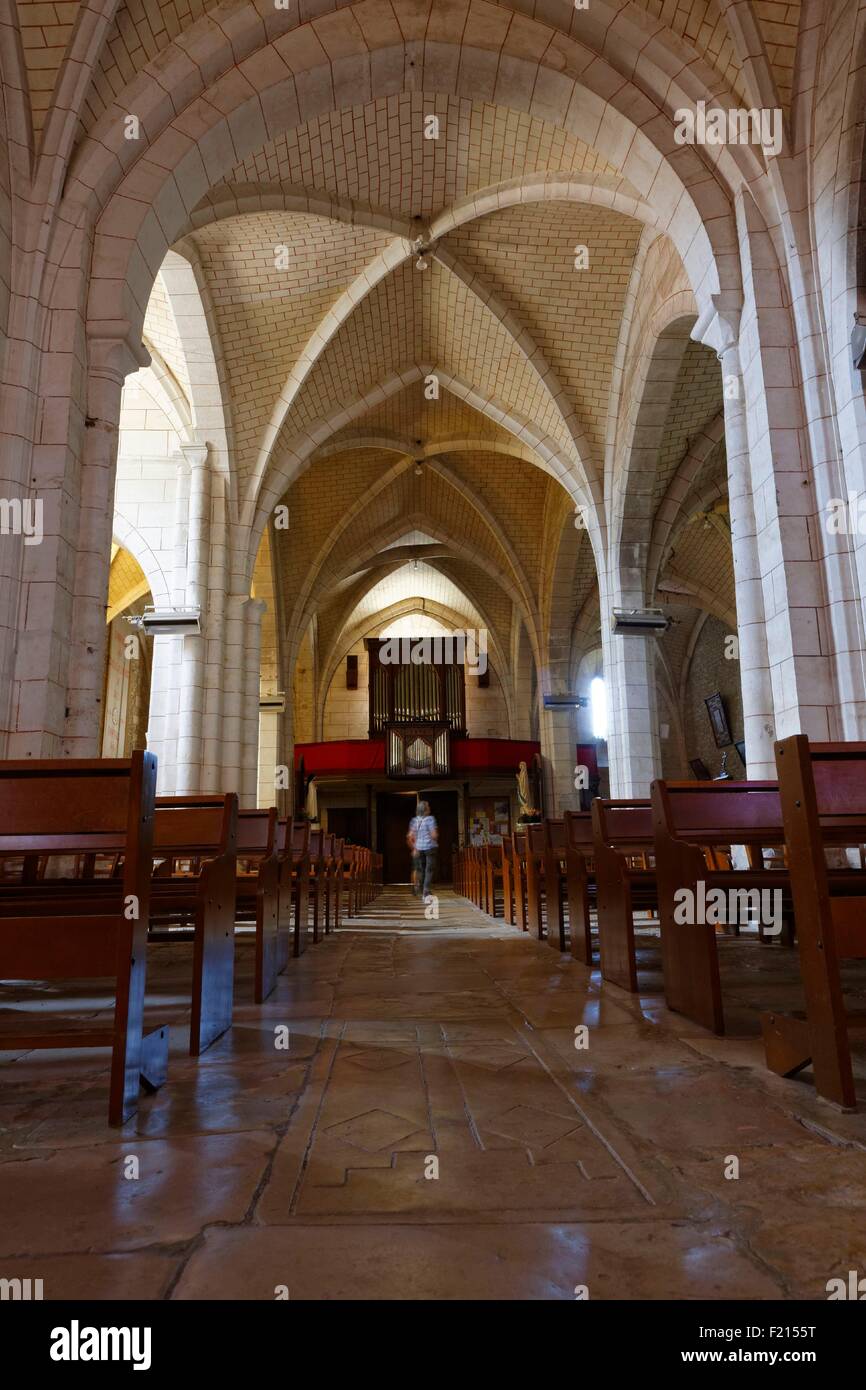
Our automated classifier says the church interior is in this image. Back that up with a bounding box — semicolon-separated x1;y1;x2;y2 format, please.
1;0;865;1315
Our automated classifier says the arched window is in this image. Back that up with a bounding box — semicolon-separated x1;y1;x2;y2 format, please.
590;675;608;740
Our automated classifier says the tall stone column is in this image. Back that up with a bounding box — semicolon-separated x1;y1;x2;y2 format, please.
218;593;248;795
53;331;147;755
538;704;579;814
241;598;266;807
716;331;776;777
175;445;210;793
600;561;662;797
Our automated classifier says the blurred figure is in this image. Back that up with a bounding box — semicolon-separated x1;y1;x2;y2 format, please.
407;800;438;898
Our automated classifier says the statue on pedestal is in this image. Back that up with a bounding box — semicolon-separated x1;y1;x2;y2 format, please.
304;776;319;824
516;759;541;822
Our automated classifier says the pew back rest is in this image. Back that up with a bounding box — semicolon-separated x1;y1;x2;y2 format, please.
651;780;782;847
236;807;277;857
0;754;157;898
563;810;594;850
0;756;155;861
592;799;653;854
154;794;237;857
289;821;310;860
803;744;866;842
544;818;566;852
527;824;546;855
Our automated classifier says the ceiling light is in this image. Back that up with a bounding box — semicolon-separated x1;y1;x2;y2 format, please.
415;254;429;270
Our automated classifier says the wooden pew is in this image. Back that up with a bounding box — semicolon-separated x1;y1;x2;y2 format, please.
307;830;340;940
342;844;360;917
453;846;464;897
500;837;515;923
563;810;595;964
481;844;505;917
277;819;310;957
523;819;568;950
0;753;169;1125
235;806;282;1004
591;798;657;993
543;819;568;951
508;830;529;931
325;834;345;931
150;794;238;1055
651;780;793;1032
765;736;866;1108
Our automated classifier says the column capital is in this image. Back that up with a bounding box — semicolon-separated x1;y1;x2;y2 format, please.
179;442;210;470
86;322;151;385
691;292;742;361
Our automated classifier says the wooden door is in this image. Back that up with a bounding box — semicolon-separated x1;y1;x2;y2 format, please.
377;793;416;882
426;790;458;883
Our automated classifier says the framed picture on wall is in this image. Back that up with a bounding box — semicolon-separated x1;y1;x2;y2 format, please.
705;691;732;749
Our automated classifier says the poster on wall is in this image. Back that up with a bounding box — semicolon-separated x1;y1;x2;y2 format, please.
704;692;733;749
470;813;489;846
469;797;511;845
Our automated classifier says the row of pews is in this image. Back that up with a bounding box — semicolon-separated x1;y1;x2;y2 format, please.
0;754;382;1124
455;735;866;1110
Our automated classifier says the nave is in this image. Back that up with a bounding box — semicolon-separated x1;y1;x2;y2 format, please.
2;885;863;1302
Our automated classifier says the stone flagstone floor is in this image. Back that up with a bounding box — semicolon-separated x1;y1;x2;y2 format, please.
1;886;865;1300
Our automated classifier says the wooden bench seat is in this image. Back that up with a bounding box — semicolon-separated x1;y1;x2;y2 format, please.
0;753;169;1125
764;736;866;1108
523;820;569;951
651;776;866;1035
563;810;595;965
148;794;238;1055
591;799;658;993
277;819;311;957
481;844;505;916
508;831;529;931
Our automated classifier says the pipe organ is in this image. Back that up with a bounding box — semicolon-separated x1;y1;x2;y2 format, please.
366;638;467;737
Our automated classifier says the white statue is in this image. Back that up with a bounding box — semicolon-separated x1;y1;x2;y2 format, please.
304;776;319;824
516;760;539;818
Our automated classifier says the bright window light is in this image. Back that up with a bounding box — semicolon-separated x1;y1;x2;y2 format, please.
590;676;608;740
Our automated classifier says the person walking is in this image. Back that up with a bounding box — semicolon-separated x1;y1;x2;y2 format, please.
407;800;438;899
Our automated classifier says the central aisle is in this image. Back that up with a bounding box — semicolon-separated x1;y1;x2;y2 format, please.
169;887;861;1300
3;888;863;1300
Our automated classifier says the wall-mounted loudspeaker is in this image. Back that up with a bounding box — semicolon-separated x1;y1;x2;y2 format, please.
346;654;358;690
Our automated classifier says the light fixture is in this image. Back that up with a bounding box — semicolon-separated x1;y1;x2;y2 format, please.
129;606;201;636
412;235;434;270
542;694;588;708
414;461;423;476
611;607;670;635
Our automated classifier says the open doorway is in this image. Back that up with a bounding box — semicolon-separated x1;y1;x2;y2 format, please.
376;789;459;883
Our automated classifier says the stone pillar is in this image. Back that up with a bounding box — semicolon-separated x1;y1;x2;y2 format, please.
219;593;248;795
175;445;209;793
539;704;579;814
716;331;776;777
599;551;662;798
241;598;266;807
61;331;150;754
